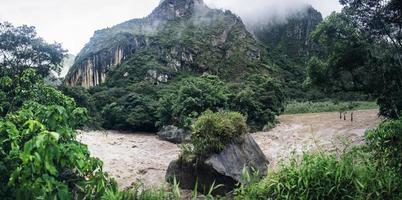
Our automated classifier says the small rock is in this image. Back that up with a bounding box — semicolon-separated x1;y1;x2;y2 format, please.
157;125;191;143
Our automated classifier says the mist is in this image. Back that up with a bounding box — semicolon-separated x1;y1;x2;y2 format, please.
0;0;342;54
204;0;342;26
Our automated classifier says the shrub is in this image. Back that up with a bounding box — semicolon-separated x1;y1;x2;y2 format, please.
235;150;402;200
0;69;119;199
191;111;247;156
0;88;118;199
366;118;402;173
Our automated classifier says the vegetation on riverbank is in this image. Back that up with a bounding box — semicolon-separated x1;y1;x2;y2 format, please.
284;101;378;114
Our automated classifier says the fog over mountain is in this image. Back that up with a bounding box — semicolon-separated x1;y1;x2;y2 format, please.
0;0;341;54
204;0;341;26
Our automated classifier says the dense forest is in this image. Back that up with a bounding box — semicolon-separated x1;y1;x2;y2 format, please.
1;0;401;199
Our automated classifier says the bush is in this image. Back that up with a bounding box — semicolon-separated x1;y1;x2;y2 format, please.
235;150;402;200
0;71;119;199
191;111;247;156
366;118;402;173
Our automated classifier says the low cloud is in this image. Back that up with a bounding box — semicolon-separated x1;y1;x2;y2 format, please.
204;0;342;26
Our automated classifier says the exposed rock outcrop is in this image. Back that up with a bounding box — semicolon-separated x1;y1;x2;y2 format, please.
166;134;268;195
157;125;191;143
150;0;207;20
66;34;148;88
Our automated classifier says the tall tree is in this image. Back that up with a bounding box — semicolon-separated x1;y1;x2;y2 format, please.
339;0;402;118
0;22;66;78
307;3;402;118
307;13;372;94
0;22;67;116
340;0;402;60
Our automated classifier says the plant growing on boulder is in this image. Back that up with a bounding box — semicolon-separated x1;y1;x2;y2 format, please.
191;110;247;157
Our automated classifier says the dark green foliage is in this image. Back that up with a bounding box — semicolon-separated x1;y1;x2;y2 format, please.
89;87;127;111
157;75;229;128
191;111;247;156
235;150;402;200
68;73;284;132
0;69;80;117
366;119;402;173
102;93;158;132
156;75;285;131
307;13;372;93
229;75;285;131
340;0;402;56
106;51;173;87
58;85;93;111
307;5;402;118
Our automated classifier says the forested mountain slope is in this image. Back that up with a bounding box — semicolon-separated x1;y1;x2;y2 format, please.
66;0;267;88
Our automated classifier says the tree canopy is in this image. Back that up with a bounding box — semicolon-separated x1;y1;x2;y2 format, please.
0;22;65;78
306;2;402;118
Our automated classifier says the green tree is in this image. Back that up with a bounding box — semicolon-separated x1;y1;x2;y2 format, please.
340;0;402;62
307;11;402;118
307;13;372;93
102;92;158;131
157;75;229;128
0;22;65;78
229;75;285;131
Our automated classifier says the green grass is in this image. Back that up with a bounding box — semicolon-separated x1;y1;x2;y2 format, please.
284;101;378;114
235;149;402;200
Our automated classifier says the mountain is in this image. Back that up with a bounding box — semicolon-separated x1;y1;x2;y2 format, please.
248;6;323;100
66;0;266;88
250;6;323;63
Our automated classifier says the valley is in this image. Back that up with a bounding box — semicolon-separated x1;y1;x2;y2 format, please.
79;109;381;189
1;0;401;198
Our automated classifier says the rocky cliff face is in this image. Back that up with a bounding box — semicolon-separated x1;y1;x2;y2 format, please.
66;0;263;88
66;32;149;87
251;6;323;61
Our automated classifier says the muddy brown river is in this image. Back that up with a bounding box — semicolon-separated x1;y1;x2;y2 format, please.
78;109;381;189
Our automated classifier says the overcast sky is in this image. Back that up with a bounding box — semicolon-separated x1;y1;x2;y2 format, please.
0;0;342;55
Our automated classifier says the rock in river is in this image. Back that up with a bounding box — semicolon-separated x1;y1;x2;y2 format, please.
165;134;268;195
157;125;191;143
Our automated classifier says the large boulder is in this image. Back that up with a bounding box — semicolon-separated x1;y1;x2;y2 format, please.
165;134;268;195
157;125;191;143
